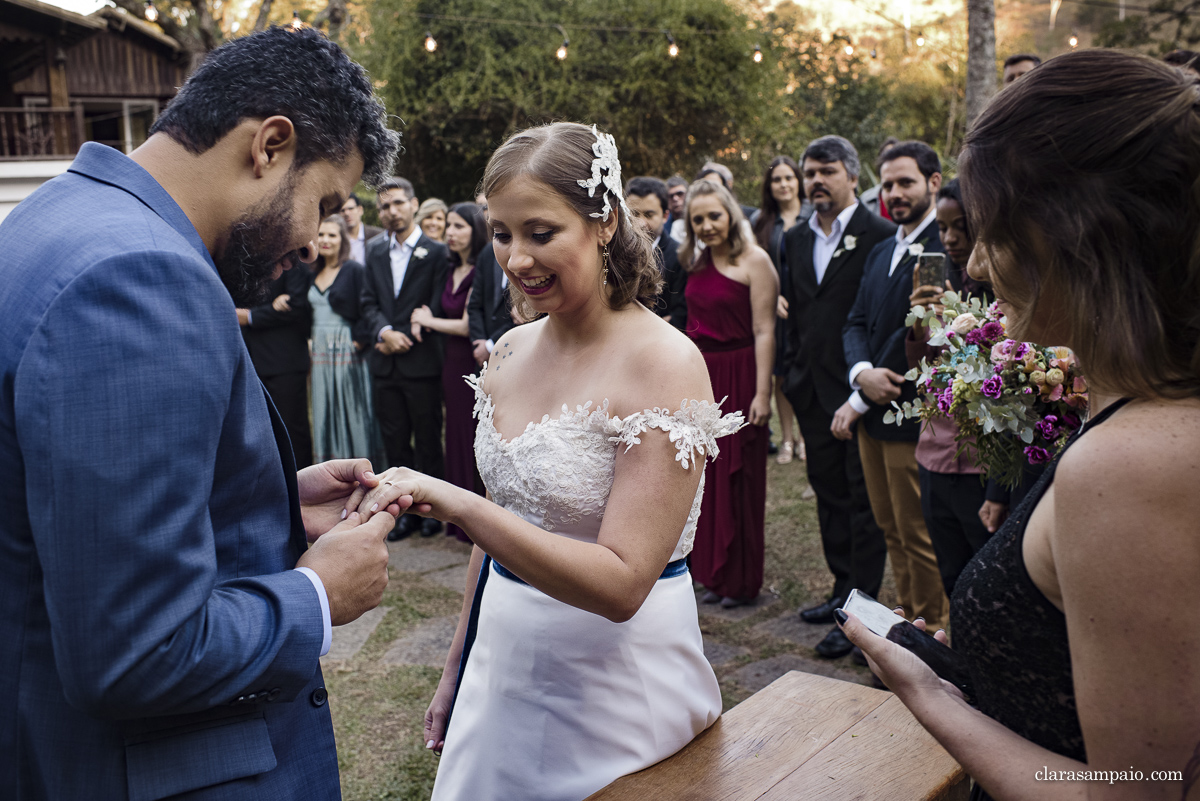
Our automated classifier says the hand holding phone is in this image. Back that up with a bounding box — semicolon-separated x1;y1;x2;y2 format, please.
840;589;974;700
915;253;947;290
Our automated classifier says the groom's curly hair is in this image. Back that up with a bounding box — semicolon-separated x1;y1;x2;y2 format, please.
480;122;661;320
150;26;399;188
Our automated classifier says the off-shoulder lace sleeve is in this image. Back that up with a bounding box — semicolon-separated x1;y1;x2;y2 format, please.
465;362;493;427
605;398;745;469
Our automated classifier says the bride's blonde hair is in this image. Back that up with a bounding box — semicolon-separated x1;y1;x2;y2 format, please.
481;122;661;320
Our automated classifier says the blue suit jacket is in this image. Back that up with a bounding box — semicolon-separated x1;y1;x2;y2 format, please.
842;219;945;442
0;143;339;800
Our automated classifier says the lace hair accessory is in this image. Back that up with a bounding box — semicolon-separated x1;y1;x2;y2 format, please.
577;124;632;223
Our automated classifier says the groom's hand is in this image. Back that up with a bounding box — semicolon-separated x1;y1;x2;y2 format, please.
298;459;402;542
297;510;394;626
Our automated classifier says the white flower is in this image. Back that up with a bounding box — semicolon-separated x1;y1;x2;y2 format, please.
843;235;857;251
947;312;981;335
576;125;632;223
414;247;429;259
907;242;925;258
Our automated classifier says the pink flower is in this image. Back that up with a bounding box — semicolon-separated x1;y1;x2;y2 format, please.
1024;445;1053;464
1037;416;1059;440
981;376;1004;399
980;322;1005;341
990;339;1017;363
1062;411;1082;430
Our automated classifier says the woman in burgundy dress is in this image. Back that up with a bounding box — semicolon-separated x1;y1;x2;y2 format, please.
680;180;779;607
412;202;489;541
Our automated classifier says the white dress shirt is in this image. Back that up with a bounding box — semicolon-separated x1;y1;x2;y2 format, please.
349;224;367;265
847;205;937;414
808;201;860;285
389;226;423;297
294;567;332;656
376;226;424;341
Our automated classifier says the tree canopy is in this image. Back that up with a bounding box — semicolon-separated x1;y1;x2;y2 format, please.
355;0;964;203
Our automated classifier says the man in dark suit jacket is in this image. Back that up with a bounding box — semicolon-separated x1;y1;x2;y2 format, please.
625;176;688;330
341;193;384;265
361;176;451;538
839;140;949;636
467;243;516;365
239;265;314;468
780;135;897;658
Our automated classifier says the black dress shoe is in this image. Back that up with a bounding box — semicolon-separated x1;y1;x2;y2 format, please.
420;518;443;537
386;522;411;542
799;596;844;625
815;627;854;659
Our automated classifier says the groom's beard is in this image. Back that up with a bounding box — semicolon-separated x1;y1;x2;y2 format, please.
216;173;301;307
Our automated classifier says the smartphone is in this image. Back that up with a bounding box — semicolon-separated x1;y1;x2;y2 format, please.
840;589;974;700
915;252;948;289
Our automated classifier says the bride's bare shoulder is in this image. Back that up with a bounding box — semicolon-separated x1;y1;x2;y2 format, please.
612;310;713;415
479;319;544;395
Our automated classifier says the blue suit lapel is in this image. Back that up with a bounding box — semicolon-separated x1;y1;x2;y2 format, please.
261;384;309;561
67;143;215;272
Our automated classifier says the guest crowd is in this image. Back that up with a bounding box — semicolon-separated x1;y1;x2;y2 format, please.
237;47;1197;674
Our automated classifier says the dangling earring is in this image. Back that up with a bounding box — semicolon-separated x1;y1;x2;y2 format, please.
602;244;610;287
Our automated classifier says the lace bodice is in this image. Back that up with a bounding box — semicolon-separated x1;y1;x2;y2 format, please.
467;364;745;558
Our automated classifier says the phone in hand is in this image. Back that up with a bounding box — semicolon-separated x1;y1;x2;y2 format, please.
915;252;948;289
840;589;974;700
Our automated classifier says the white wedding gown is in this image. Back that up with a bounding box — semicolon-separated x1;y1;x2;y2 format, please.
429;365;742;801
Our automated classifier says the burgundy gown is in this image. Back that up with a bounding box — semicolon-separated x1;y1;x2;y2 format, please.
440;266;481;542
685;251;768;600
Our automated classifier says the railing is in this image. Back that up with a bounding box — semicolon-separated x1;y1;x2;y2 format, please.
0;107;86;160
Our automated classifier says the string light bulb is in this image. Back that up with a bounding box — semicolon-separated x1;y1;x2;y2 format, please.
666;32;678;58
424;31;437;52
844;44;854;56
753;44;763;63
915;32;925;46
290;10;302;30
1068;31;1079;47
143;0;157;22
555;25;569;60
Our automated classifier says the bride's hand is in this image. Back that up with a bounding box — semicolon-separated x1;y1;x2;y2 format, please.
357;467;459;523
424;675;456;754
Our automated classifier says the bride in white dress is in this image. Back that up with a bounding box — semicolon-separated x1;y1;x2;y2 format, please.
358;122;742;800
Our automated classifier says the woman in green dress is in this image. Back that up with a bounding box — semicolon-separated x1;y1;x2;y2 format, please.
309;215;386;466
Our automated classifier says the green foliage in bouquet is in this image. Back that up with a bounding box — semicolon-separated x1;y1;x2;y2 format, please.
883;292;1089;489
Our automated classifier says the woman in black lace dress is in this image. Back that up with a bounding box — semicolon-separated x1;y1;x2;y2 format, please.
839;50;1200;801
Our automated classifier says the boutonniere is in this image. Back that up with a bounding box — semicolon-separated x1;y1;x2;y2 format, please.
832;235;858;259
414;247;429;259
907;242;925;259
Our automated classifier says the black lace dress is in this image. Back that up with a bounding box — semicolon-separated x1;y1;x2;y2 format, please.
950;398;1131;801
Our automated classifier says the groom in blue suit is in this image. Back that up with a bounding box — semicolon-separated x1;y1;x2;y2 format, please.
0;29;402;800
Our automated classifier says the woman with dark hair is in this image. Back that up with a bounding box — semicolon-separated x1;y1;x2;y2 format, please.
753;155;810;464
905;178;995;597
682;179;778;608
358;123;740;799
309;214;385;466
840;50;1200;801
411;202;489;542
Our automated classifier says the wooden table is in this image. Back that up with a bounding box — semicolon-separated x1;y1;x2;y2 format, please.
585;671;969;801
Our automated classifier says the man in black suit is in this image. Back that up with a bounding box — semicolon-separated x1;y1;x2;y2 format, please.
341;193;383;265
625;176;687;331
237;265;313;469
839;140;949;636
467;243;516;366
361;176;451;538
780;135;896;658
664;175;688;243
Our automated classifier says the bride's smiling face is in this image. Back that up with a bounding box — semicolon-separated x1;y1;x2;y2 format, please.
487;175;613;314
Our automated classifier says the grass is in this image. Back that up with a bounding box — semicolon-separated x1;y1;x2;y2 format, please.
326;413;896;799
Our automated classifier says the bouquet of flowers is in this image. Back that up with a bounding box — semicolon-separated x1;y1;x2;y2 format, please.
883;292;1089;488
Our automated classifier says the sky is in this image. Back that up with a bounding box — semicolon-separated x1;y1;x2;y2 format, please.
41;0;108;15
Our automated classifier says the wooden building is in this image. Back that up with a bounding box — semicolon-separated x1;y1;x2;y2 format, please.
0;0;186;160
